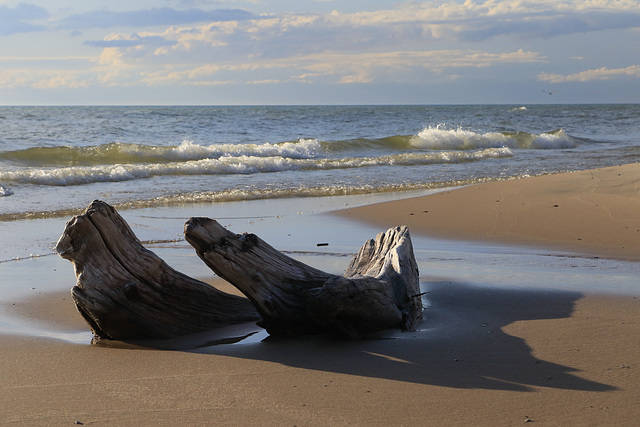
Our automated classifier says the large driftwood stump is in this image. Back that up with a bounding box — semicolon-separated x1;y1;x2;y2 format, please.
185;218;422;338
55;200;259;341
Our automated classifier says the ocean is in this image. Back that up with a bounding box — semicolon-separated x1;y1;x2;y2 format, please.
2;104;639;221
1;104;640;340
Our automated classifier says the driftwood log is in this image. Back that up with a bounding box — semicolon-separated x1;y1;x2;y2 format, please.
185;218;423;338
55;200;259;341
56;200;423;342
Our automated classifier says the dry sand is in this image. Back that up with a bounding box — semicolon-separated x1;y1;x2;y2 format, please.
2;164;640;426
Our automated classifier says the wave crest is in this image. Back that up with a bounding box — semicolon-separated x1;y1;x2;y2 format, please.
0;148;512;186
0;138;324;167
411;126;578;150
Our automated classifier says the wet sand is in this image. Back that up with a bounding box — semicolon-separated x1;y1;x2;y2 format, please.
1;164;640;425
337;163;640;260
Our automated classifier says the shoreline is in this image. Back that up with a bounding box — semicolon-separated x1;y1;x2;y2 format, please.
336;163;640;261
1;165;640;425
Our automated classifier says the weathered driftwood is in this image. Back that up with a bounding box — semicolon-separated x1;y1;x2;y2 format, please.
184;218;423;338
55;200;259;341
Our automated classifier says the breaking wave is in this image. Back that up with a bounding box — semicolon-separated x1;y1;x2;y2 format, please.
0;127;580;169
0;139;324;167
0;127;583;189
0;147;512;186
410;126;578;150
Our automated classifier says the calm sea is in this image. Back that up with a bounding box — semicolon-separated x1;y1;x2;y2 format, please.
2;104;639;221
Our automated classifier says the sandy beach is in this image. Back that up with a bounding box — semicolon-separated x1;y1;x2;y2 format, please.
2;164;640;425
337;163;640;260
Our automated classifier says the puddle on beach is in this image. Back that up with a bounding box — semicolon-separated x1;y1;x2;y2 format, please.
1;192;639;346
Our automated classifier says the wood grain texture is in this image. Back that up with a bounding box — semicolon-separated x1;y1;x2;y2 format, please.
55;200;259;341
185;218;422;338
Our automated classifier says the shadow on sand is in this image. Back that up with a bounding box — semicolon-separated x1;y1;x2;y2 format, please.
126;280;614;393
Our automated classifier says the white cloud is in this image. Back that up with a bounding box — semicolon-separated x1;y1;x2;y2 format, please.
118;48;545;88
0;55;98;89
0;56;95;62
538;65;640;82
247;79;284;84
338;73;373;84
0;68;92;89
30;72;91;89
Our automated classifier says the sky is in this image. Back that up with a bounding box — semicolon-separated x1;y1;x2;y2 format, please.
0;0;639;105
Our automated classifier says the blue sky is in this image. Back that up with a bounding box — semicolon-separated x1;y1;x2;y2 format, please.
1;0;639;105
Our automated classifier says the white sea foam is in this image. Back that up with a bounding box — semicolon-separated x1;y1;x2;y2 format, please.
411;126;577;150
412;125;513;150
531;129;577;149
0;148;513;186
170;138;324;160
0;185;13;196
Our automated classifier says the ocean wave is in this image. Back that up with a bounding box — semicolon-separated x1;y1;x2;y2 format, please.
322;135;414;151
0;128;579;172
0;148;513;186
0;139;324;167
529;130;577;149
410;126;578;150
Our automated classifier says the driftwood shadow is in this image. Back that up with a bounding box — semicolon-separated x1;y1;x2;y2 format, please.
187;281;614;393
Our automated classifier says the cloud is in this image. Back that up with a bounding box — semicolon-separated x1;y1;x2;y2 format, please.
84;3;558;88
5;0;638;97
312;0;640;44
30;73;91;89
85;34;176;48
0;56;95;62
247;79;284;85
0;4;48;36
59;7;256;30
178;0;259;5
111;48;545;88
0;56;97;89
0;68;92;89
538;65;640;83
84;0;640;68
79;2;573;89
